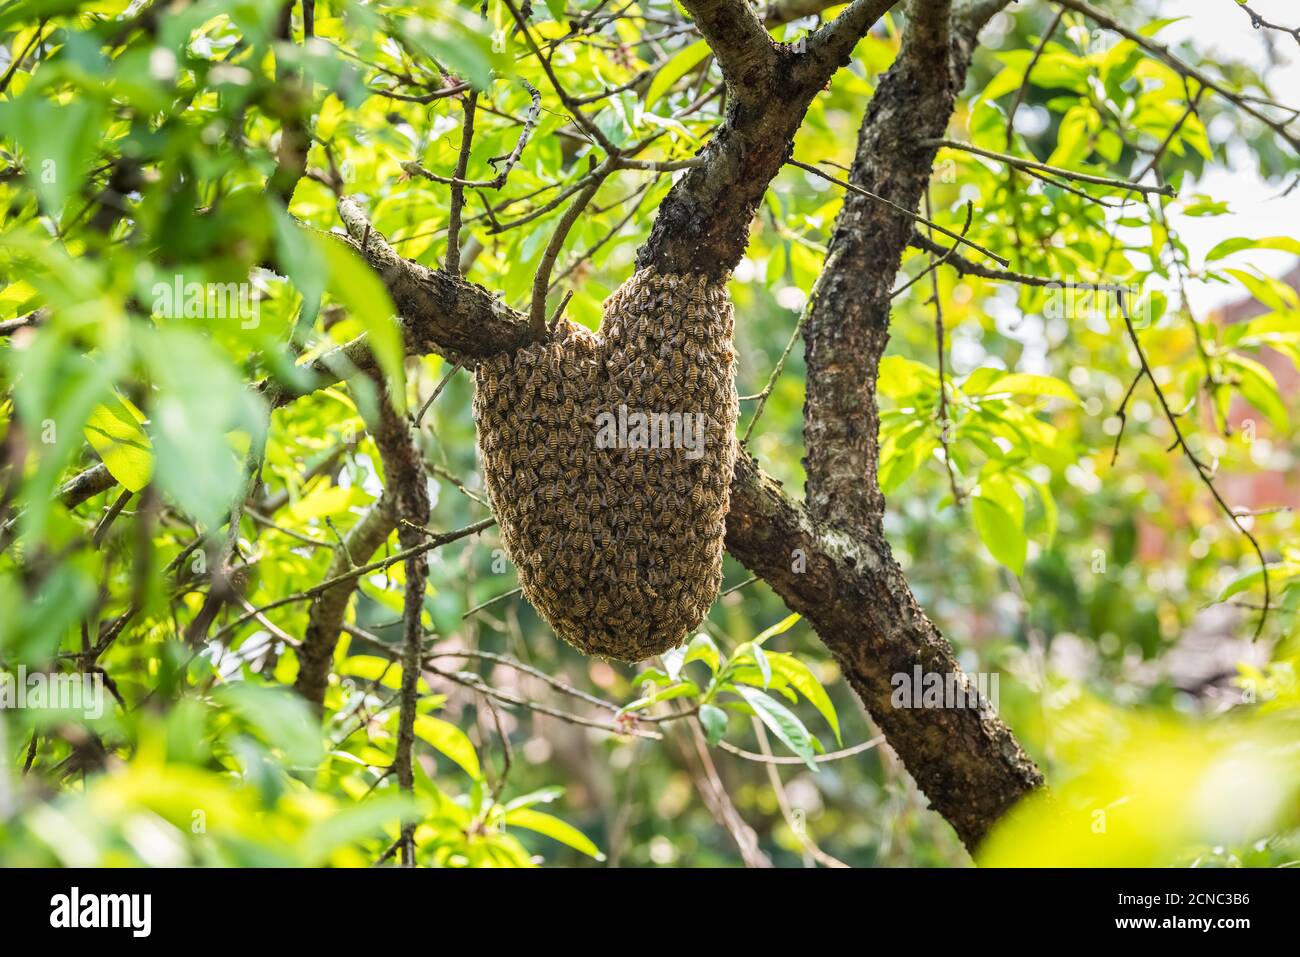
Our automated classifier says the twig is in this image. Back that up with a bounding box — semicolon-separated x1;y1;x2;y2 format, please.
751;718;848;867
892;201;973;300
1113;291;1271;639
788;159;1010;266
91;488;134;548
444;90;478;275
462;585;522;619
924;192;963;507
926;138;1175;196
425;664;663;740
908;231;1128;291
1233;1;1300;48
742;310;809;444
720;575;758;597
414;357;466;427
425;648;621;714
402;80;541;193
530;172;606;336
209;518;496;644
547;289;575;330
718;734;885;765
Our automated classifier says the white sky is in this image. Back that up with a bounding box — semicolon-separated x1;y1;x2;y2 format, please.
1160;0;1300;312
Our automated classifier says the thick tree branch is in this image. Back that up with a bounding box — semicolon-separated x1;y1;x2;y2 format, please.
371;398;432;866
636;0;897;278
795;0;903;88
792;0;1041;848
802;0;960;531
724;455;1042;849
334;198;533;359
680;0;779;93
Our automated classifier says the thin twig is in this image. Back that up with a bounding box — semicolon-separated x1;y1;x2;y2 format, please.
926;138;1174;196
444;90;478;275
530;172;606;336
414;357;466;427
788;159;1010;266
1113;291;1271;639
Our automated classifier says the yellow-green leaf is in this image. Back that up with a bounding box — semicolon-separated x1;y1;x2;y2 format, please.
414;714;481;779
645;39;710;108
83;396;153;492
504;807;605;860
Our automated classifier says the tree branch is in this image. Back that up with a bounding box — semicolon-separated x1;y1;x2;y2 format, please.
802;0;958;531
293;499;396;708
795;0;901;89
724;455;1042;849
635;0;898;278
371;398;432;866
679;0;778;93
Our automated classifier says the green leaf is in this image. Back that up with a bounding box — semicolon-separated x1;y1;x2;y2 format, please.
1224;268;1300;314
969;371;1079;403
878;355;938;399
736;686;818;771
83;395;153;492
503;786;565;811
699;703;727;746
504;808;605;861
298;794;420;865
754;612;801;646
1;89;106;214
621;680;700;712
396;7;506;90
767;653;841;745
1217;563;1300;602
972;494;1027;575
683;632;720;673
644;39;711;108
340;655;401;689
414;714;481;780
215;684;325;768
1224;353;1289;432
732;642;771;687
138;327;266;526
1205;236;1300;263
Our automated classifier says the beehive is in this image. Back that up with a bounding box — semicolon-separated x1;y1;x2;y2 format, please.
474;269;738;660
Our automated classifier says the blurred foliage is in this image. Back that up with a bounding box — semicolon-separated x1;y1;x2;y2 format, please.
1;0;1299;867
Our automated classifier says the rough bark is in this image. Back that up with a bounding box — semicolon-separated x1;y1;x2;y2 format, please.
792;0;1041;847
635;0;896;280
371;398;432;866
724;455;1041;849
57;462;117;509
803;0;963;531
